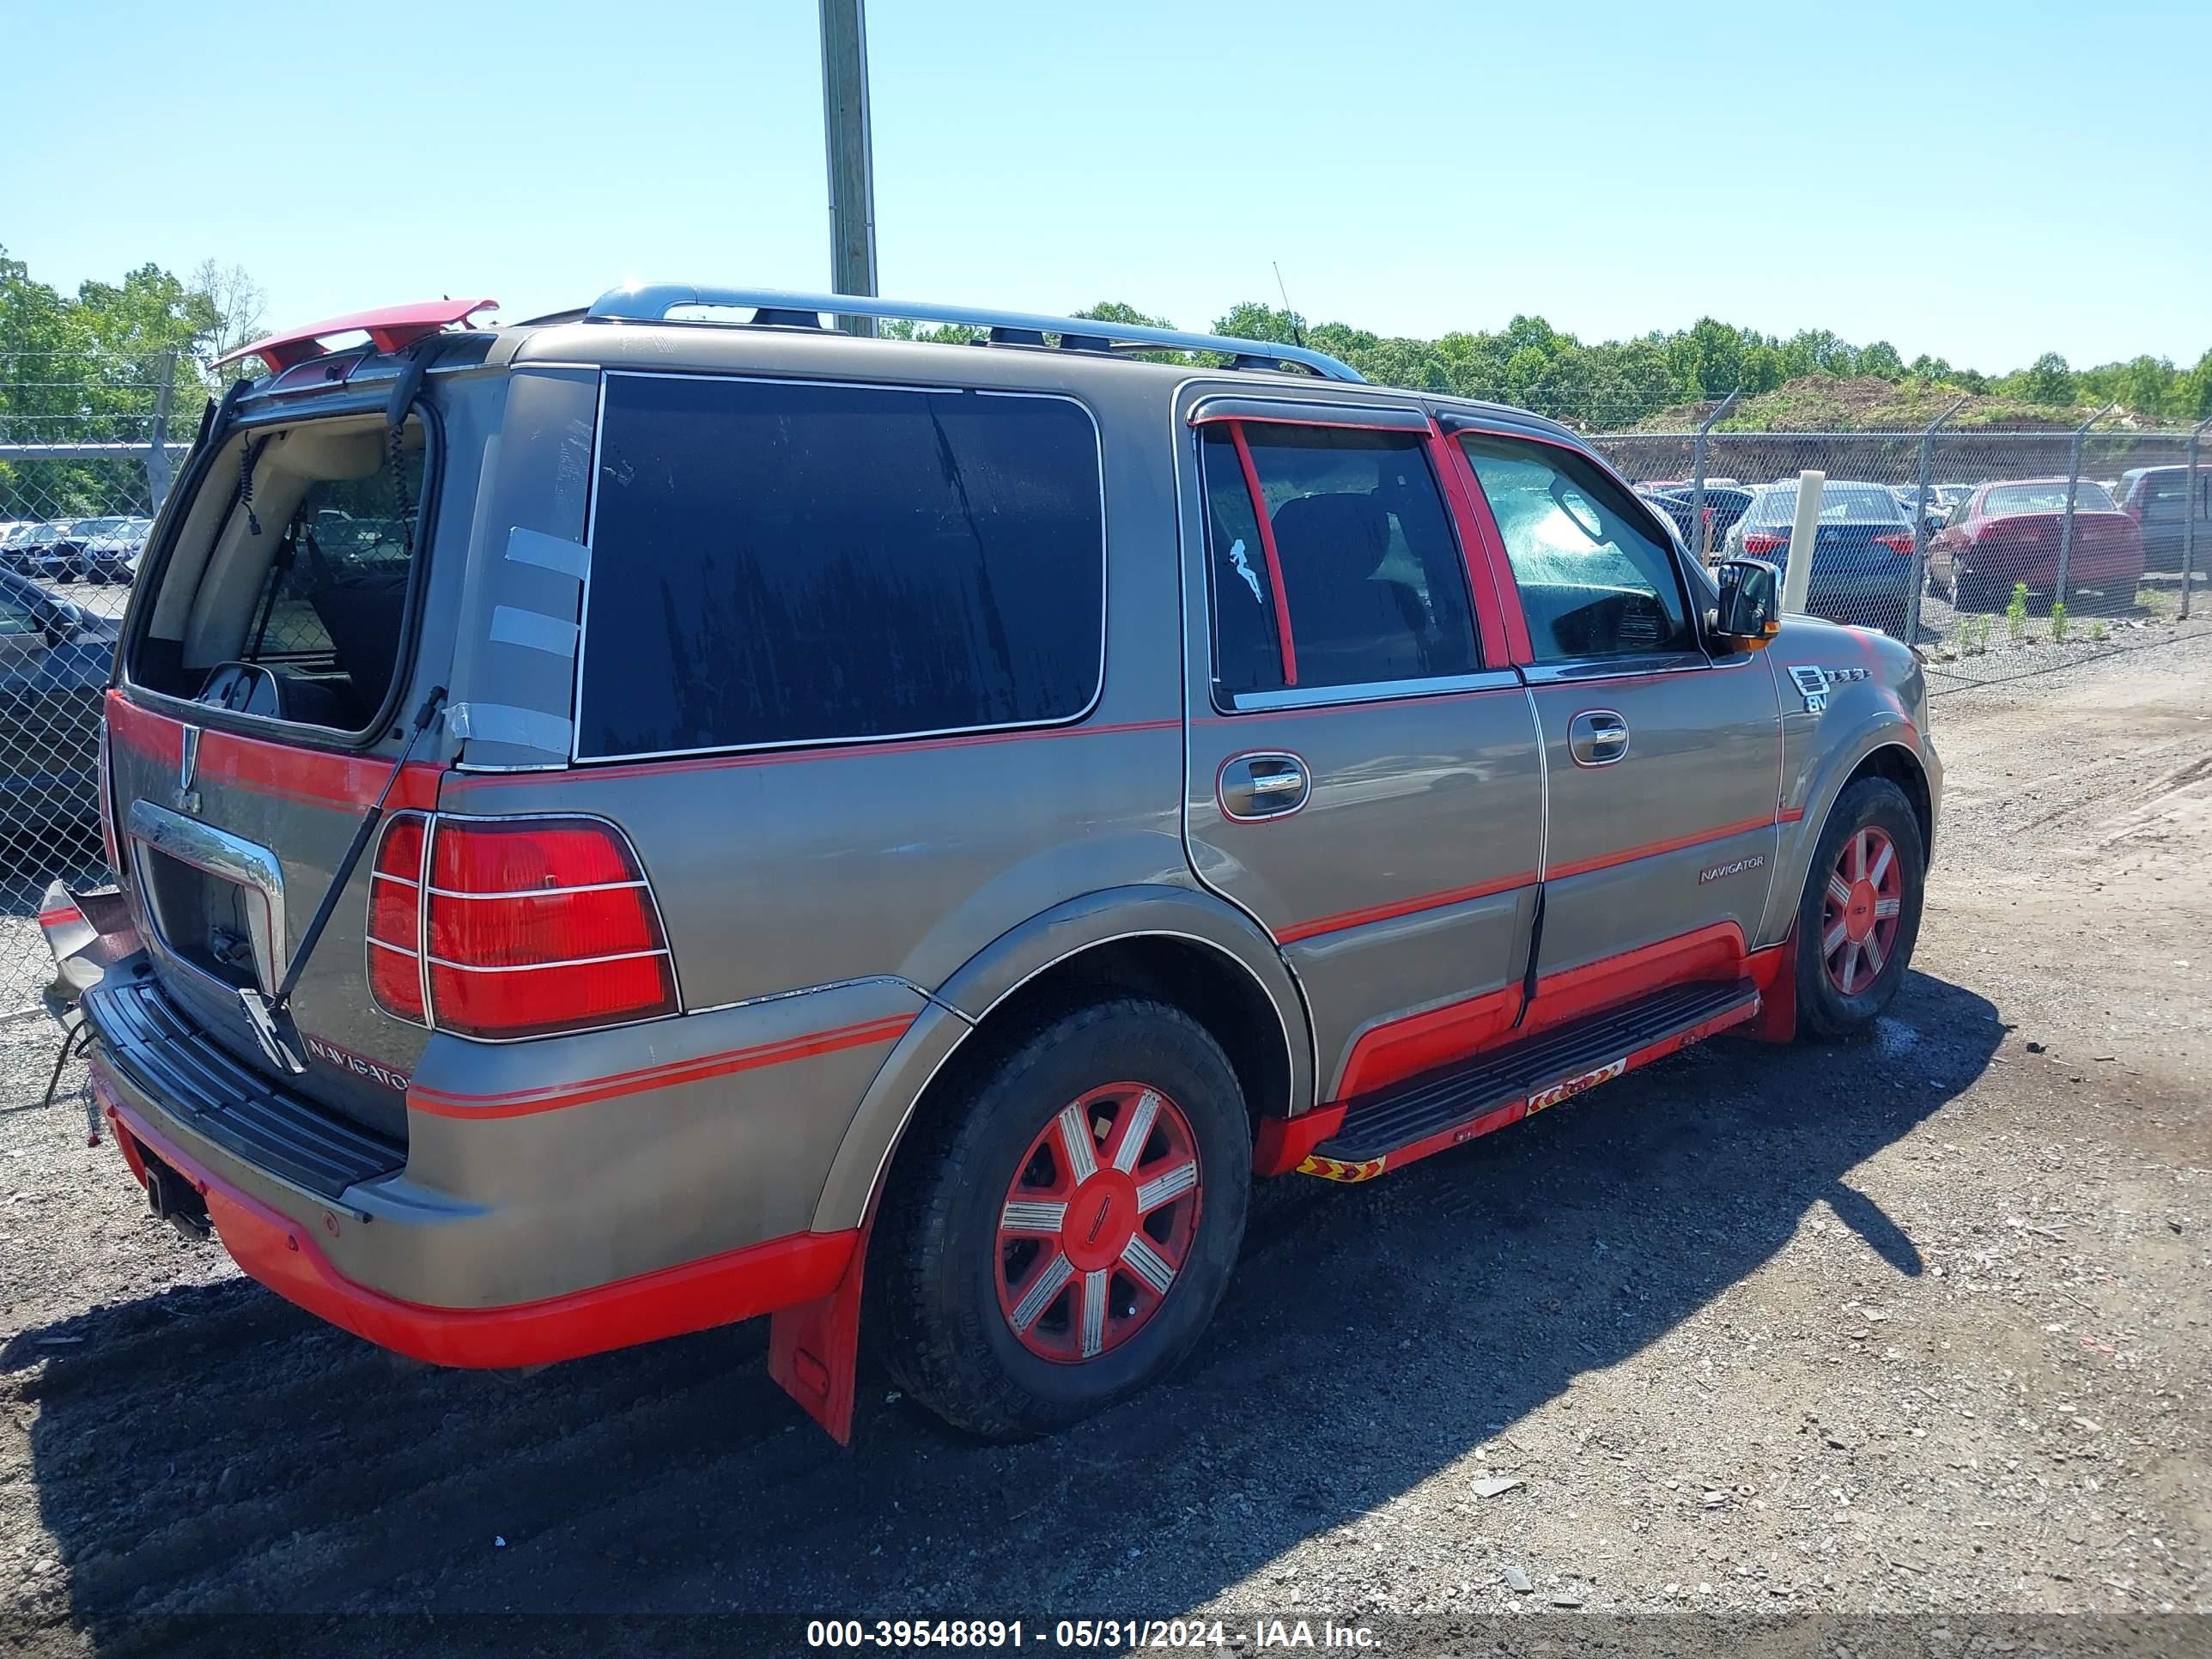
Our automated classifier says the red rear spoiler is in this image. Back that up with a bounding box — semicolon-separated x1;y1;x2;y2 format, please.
214;298;500;372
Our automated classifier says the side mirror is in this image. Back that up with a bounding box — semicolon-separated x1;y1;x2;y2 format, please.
1711;557;1782;652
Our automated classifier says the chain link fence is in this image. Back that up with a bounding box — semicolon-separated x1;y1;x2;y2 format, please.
0;351;201;1016
1590;414;2211;696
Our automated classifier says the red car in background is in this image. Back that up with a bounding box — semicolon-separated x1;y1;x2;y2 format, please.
1928;478;2145;612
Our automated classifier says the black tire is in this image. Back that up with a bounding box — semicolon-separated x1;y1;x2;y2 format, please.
872;997;1250;1440
1795;776;1926;1039
1955;566;1999;614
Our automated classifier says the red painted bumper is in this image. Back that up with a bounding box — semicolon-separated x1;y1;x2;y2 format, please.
94;1072;854;1370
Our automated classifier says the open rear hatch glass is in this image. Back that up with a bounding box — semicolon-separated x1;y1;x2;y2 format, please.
110;407;441;1141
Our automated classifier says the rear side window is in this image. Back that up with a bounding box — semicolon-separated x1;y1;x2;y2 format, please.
1198;422;1478;703
579;375;1104;759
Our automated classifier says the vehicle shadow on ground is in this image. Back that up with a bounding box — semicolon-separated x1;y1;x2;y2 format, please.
9;969;2001;1632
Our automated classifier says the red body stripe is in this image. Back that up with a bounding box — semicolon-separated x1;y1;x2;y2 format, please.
106;692;444;811
96;1076;851;1370
1431;424;1527;667
1437;433;1537;665
1278;870;1535;945
407;1014;915;1118
105;690;184;767
1227;422;1299;686
1546;815;1777;882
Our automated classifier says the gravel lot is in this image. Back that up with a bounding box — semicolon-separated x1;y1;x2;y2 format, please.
1;636;2206;1652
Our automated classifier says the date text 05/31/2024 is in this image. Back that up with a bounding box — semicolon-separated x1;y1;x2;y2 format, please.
806;1620;1379;1650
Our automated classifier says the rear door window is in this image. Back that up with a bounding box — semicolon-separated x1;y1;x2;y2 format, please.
1197;421;1478;703
579;375;1105;759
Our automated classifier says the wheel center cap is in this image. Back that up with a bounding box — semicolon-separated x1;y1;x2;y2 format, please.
1844;878;1879;943
1060;1170;1139;1273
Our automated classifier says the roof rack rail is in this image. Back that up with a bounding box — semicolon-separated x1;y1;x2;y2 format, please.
583;284;1364;383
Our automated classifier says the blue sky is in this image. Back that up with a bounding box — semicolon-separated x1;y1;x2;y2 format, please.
9;0;2206;373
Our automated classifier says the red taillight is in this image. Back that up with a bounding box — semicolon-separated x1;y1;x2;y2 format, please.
369;814;676;1039
1875;532;1914;555
96;724;119;876
1742;533;1786;556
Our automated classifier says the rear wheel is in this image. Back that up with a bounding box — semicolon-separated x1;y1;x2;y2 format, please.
873;997;1249;1440
1795;776;1925;1038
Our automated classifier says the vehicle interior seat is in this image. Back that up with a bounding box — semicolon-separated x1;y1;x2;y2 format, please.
1270;492;1431;684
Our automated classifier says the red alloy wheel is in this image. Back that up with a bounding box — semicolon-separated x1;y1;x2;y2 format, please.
994;1082;1203;1364
1820;824;1904;997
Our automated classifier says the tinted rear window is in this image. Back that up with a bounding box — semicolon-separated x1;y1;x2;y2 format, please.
578;374;1104;759
1749;484;1905;524
1984;482;2117;515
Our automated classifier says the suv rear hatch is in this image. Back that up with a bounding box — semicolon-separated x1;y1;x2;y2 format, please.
105;380;465;1143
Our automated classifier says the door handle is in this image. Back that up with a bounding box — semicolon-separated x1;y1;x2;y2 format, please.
1567;709;1630;768
1220;751;1310;820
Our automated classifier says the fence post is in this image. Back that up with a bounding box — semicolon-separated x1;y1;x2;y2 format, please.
2053;403;2116;610
1905;395;1971;644
2185;414;2210;622
1689;386;1741;562
143;352;177;512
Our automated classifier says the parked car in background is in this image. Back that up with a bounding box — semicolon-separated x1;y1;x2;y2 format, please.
1638;485;1755;561
1927;479;2145;611
7;521;94;583
1888;486;1947;539
1723;479;1918;633
0;568;119;832
70;515;154;583
2115;465;2212;572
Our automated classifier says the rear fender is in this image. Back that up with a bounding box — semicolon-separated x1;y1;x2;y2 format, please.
775;885;1311;1444
808;884;1311;1236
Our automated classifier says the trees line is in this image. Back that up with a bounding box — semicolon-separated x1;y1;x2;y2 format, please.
3;249;2207;465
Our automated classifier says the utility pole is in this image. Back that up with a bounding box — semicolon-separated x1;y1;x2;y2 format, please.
819;0;878;335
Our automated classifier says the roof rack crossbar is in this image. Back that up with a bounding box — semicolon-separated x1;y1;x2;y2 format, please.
583;284;1364;382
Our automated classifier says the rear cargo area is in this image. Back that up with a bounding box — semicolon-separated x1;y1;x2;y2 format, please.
103;405;444;1141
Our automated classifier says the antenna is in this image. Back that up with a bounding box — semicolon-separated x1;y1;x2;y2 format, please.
1273;262;1307;349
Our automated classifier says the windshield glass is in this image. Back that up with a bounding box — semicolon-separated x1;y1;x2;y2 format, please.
1984;483;2118;515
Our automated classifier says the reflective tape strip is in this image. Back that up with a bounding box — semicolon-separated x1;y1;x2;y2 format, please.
447;702;574;755
504;526;589;579
489;605;580;659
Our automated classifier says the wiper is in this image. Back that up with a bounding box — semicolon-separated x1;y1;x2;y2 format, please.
236;686;446;1073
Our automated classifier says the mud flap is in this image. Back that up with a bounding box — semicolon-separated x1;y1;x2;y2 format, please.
1741;927;1801;1043
767;1223;868;1444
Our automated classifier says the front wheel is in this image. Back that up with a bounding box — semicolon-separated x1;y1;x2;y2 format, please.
1795;776;1926;1038
872;997;1250;1440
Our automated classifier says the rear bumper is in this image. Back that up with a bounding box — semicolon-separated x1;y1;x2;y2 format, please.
95;1067;855;1368
78;958;915;1366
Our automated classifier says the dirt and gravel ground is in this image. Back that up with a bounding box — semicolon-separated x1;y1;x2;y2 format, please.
1;637;2206;1652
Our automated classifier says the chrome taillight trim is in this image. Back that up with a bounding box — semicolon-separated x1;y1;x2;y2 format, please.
363;810;434;1029
423;946;674;975
423;878;650;901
